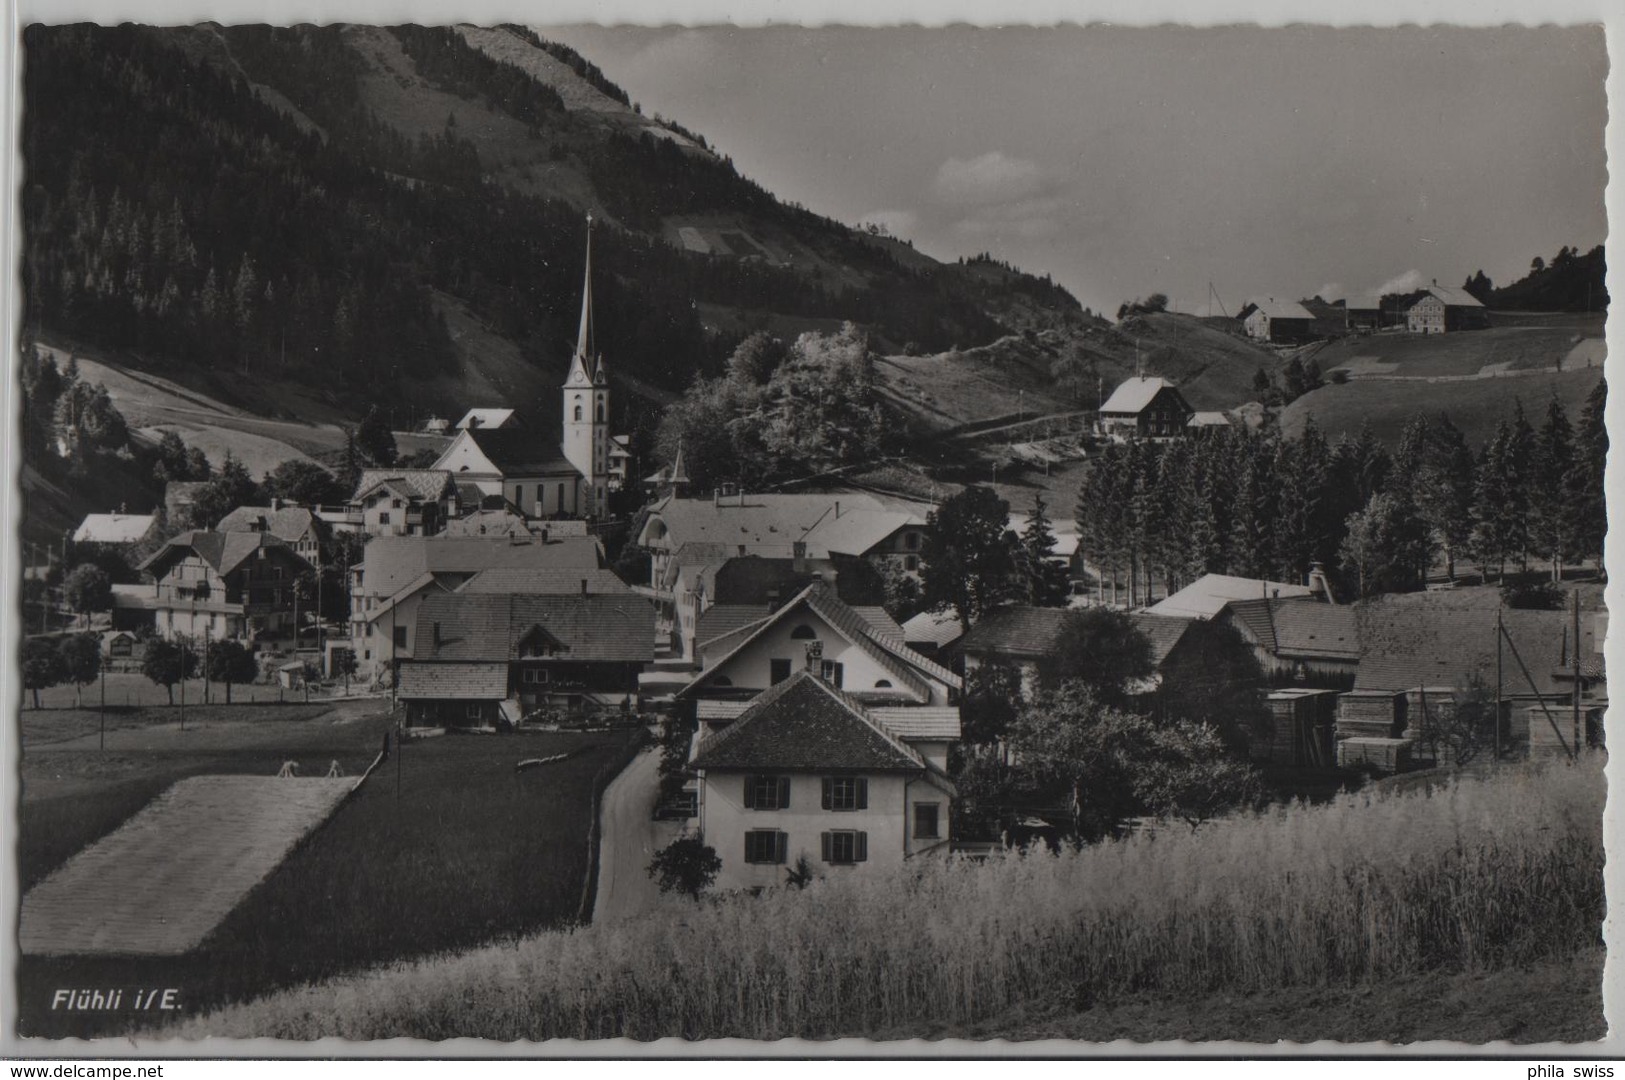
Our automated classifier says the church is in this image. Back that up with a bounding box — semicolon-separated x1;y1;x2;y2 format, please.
430;218;613;519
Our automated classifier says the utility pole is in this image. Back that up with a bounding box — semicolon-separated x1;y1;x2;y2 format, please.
203;617;211;705
1494;608;1503;761
99;654;107;752
1573;590;1583;753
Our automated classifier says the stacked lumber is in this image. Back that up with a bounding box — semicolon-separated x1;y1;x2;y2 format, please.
1336;736;1413;774
1336;690;1404;740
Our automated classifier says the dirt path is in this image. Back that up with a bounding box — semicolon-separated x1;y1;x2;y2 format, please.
21;775;354;956
591;746;682;925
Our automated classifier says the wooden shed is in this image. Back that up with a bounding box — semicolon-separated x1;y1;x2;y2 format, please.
1255;688;1339;767
1336;689;1406;740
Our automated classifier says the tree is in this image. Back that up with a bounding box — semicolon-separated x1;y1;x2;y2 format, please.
1038;607;1154;705
920;485;1016;631
960;661;1024;746
726;331;787;385
264;459;346;507
61;563;112;625
53;380;130;463
1463;270;1494;303
1018;494;1069;606
1251;367;1272;397
1567;379;1607;578
647;835;721;901
185;451;262;530
21;637;66;709
1531;397;1577;582
141;637;198;705
1131;719;1261;830
205;638;259;703
356;405;397;466
1339;491;1434;598
57;632;103;706
337;429;364;495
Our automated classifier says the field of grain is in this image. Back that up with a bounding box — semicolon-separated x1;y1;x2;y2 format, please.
176;757;1602;1043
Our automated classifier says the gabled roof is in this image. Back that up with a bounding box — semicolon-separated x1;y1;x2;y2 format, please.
850;606;905;641
1419;285;1485;310
455;408;518;430
1099;377;1187;417
1129;612;1199;669
464;429;579;477
867;706;961;741
397;661;509;701
73;513;155;545
689;671;924;773
216;505;321;543
955;605;1071;660
441;509;535;538
1270;599;1359;660
356;535;604;597
413;591;656;664
1240;298;1316;321
456;568;632;596
680;581;961;700
800;507;926;558
1187;411;1234;428
1145;573;1314;620
902;608;967;650
354;469;454;503
639;492;891;552
139;530;311;578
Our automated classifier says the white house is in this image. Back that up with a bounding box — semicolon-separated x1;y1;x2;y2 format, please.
689;671;956;891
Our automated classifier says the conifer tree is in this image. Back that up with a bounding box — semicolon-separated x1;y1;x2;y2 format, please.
1566;379;1607;579
1532;397;1577;582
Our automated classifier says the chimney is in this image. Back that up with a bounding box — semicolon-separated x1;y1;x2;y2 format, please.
713;487;721;507
270;496;283;511
1306;561;1338;605
804;639;824;673
767;588;781;613
581;578;588;596
834;500;840;519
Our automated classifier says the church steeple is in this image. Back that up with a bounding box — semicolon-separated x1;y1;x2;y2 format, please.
566;214;597;389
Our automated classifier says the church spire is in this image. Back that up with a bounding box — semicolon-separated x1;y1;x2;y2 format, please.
566;214;596;388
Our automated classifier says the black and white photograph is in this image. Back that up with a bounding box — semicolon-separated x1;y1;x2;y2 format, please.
3;8;1614;1053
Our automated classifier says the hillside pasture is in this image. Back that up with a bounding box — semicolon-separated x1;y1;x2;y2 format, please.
173;758;1602;1042
1279;367;1604;447
1309;321;1602;379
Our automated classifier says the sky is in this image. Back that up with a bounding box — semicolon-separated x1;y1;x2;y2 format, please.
537;25;1607;317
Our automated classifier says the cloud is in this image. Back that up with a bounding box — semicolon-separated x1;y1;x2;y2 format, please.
931;152;1046;207
1315;283;1345;302
950;195;1069;240
1374;269;1427;296
858;208;918;237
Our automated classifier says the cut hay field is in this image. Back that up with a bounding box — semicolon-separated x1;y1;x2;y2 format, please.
16;725;641;1037
1310;318;1603;380
174;758;1602;1044
1279;366;1605;447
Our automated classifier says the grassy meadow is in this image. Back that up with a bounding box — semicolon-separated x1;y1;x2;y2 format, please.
17;722;642;1037
177;757;1603;1043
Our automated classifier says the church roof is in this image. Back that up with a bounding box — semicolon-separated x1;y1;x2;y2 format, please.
463;429;580;477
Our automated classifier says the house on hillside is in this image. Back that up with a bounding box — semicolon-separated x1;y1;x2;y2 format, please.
347;533;604;680
73;511;158;550
455;408;520;431
134;530;313;642
948;604;1201;700
1237;298;1319;344
396;589;655;724
689;671;957;891
350;469;459;538
217;503;327;566
1216;595;1360;687
678;580;961;712
1406;284;1489;334
1096;376;1195;440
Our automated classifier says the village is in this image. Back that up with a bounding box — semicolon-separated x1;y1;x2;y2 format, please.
10;21;1609;1047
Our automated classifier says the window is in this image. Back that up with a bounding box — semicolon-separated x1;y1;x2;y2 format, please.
574;405;583;421
558;483;566;508
379;512;391;525
393;626;407;649
905;531;921;551
769;659;792;684
874;679;893;689
903;555;919;572
465;703;484;720
597;401;605;422
743;775;791;810
521;668;549;685
820;660;844;688
914;803;941;840
822;776;867;811
821;830;868;865
790;624;818;640
744;830;788;865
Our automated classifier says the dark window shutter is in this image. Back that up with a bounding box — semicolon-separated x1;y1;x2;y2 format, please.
744;834;755;863
821;832;832;863
743;776;757;809
775;831;788;865
778;776;791;809
821;778;832;810
856;777;868;810
856;831;868;862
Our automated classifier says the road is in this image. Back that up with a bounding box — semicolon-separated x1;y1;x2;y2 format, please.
592;745;683;925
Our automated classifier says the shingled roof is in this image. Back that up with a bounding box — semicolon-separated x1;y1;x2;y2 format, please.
456;568;632;596
357;535;604;597
216;505;321;543
689;671;924;772
139;530;310;578
1146;574;1314;620
954;605;1196;670
1099;376;1181;416
354;469;455;503
413;591;656;664
397;661;508;701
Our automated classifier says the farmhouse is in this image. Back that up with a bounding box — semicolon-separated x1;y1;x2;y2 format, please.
1095;376;1194;440
396;589;656;724
949;604;1202;700
1216;595;1360;687
134;530;313;642
679;580;961;710
431;224;612;518
347;533;604;678
1405;283;1489;334
216;503;326;566
689;671;957;891
1237;298;1318;344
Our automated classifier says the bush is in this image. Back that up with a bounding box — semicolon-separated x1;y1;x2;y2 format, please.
1502;579;1563;610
